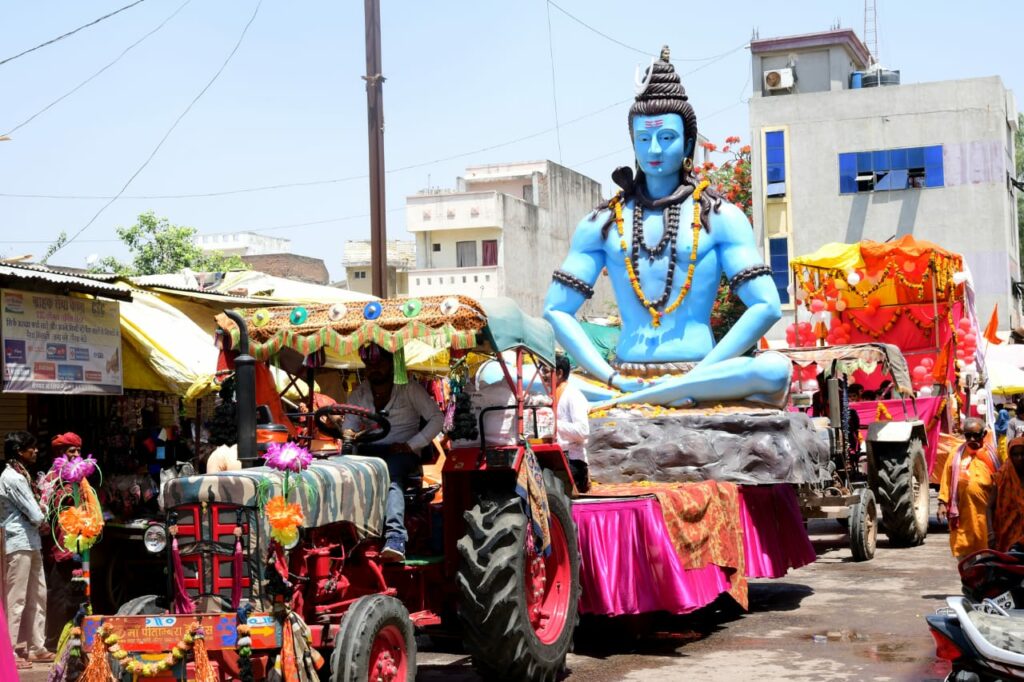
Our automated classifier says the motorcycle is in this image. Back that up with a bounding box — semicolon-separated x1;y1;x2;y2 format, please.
927;548;1024;681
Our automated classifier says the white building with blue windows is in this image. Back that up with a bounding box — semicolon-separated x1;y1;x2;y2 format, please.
747;28;1020;332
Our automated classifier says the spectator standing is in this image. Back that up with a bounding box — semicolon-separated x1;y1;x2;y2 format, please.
0;431;52;669
937;418;1001;559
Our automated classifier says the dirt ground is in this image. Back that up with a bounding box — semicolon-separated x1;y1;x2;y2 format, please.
22;499;960;682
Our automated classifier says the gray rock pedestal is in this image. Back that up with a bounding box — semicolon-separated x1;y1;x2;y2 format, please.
587;406;828;485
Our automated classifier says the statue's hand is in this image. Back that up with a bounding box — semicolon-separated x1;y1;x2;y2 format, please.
612;375;654;393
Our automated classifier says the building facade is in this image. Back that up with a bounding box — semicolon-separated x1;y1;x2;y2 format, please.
748;29;1020;333
405;161;611;316
342;240;416;297
194;232;291;257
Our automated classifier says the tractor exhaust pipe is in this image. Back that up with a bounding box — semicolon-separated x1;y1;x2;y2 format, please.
224;309;257;464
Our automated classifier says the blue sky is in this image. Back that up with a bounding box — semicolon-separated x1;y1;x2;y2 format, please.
1;0;1021;282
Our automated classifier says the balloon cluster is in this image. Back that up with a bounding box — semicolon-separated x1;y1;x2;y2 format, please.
790;363;819;393
826;317;853;345
911;356;936;392
954;317;977;363
785;322;817;347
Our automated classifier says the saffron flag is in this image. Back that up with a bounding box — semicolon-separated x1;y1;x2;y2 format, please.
984;304;1003;345
759;337;770;350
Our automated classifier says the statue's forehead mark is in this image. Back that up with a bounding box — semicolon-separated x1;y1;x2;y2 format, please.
644;118;664;129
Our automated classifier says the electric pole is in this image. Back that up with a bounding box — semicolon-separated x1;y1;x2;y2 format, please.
363;0;388;298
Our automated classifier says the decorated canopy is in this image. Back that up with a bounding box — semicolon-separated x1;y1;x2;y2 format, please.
771;343;913;396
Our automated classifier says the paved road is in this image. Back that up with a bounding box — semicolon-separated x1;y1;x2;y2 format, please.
23;504;960;682
419;510;960;682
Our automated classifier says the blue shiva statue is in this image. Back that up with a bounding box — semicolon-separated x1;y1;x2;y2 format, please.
543;46;791;408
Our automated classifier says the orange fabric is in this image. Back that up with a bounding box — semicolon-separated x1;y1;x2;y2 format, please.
217;350;296;435
588;480;747;608
939;444;997;559
759;336;770;350
984;304;1002;345
932;432;966;484
994;464;1024;552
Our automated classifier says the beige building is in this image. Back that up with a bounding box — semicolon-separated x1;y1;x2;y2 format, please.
342;240;416;296
405;161;612;316
194;231;290;257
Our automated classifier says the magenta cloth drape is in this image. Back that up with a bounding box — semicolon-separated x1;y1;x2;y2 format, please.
738;485;817;578
481;239;498;267
573;497;733;615
0;600;15;681
849;395;944;474
171;538;195;614
572;485;814;616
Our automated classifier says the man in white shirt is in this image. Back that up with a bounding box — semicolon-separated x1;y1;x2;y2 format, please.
343;344;443;561
542;355;591;492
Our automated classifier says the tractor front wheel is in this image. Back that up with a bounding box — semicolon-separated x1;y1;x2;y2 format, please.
331;594;416;682
874;438;929;547
456;469;580;682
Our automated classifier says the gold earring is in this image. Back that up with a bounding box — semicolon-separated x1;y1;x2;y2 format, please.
683;158;693;171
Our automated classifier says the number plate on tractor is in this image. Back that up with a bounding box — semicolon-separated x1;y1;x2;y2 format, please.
83;613;281;652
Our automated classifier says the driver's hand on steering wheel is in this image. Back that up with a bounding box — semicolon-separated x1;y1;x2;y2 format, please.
341;428;357;440
389;442;413;455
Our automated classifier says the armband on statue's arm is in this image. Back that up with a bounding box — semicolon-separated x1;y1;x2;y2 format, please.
552;269;595;299
728;264;773;294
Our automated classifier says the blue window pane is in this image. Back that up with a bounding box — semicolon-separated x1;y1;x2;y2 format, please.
872;150;889;171
890;148;908;170
840;175;857;193
924;145;943;167
909;144;925;166
875;171;892;191
767;163;785;183
765;131;784;149
766;181;787;197
766;147;785;165
888;169;909;190
925;165;944;187
839;153;856;174
769;238;788;257
857;152;872;173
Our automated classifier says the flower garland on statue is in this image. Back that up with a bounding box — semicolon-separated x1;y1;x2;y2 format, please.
610;179;709;328
876;402;893;421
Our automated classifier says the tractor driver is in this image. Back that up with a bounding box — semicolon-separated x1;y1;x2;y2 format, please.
343;344;443;562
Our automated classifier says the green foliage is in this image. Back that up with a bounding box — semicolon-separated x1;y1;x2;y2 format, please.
93;211;248;275
40;230;68;264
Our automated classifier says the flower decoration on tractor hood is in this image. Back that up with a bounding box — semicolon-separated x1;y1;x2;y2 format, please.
264;441;313;473
53;453;98;483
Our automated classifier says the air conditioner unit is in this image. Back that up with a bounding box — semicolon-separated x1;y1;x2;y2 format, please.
764;67;795;91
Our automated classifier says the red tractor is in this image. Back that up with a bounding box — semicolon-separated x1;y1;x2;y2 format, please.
84;296;581;681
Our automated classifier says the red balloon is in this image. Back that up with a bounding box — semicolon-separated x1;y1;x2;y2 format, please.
921;357;935;368
913;365;928;377
810;299;826;313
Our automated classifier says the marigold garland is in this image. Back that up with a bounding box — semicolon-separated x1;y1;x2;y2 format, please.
848;308;903;339
93;620;214;679
612;179;709;327
56;478;104;553
876;402;893;421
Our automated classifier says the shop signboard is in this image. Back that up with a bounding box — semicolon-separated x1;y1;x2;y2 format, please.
2;289;122;395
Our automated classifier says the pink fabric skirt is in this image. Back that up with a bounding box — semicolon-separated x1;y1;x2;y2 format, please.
572;484;815;616
0;599;16;680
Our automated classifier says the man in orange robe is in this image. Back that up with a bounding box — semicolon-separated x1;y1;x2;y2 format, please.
938;418;1000;559
993;436;1024;552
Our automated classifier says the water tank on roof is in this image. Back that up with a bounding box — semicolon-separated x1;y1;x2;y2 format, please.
862;69;900;88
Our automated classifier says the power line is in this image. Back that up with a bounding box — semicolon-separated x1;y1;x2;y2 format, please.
544;1;563;163
546;1;653;57
0;0;148;68
3;0;193;137
49;0;264;260
3;99;629;201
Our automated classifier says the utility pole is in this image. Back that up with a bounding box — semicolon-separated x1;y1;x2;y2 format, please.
363;0;388;298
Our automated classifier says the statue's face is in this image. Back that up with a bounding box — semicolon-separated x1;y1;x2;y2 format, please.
632;113;686;177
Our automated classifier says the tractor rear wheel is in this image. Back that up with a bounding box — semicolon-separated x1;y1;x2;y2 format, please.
875;438;929;547
331;594;416;682
456;469;580;682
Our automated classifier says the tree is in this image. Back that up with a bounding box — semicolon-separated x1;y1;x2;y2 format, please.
93;212;248;275
700;137;753;342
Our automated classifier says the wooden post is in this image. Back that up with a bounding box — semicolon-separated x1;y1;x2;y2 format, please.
364;0;388;298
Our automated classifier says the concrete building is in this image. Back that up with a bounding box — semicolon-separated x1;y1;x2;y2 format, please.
342;240;416;297
405;160;611;316
748;28;1020;331
194;232;290;257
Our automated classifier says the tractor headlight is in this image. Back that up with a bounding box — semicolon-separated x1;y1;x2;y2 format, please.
143;523;167;553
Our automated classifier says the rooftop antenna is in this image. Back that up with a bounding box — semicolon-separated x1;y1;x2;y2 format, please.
863;0;878;66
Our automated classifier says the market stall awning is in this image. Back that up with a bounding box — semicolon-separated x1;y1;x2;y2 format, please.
986;360;1024;396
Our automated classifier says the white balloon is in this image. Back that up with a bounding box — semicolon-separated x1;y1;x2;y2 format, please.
952;271;968;285
918;386;933;397
846;271;861;286
977;402;988;416
976;388;988;400
805;379;819;392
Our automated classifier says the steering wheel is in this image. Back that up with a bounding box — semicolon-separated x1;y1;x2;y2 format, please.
312;404;391;443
